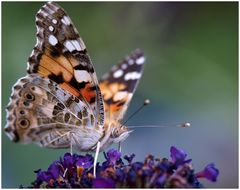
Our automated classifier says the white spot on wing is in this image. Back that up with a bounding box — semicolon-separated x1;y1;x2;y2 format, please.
113;91;128;101
113;69;123;78
61;16;71;25
48;35;58;46
49;26;54;32
29;50;35;57
124;72;141;80
40;9;48;17
36;37;41;46
128;59;134;65
136;56;145;65
43;4;55;15
72;40;81;51
52;19;57;24
121;63;128;70
64;40;75;52
74;70;92;83
64;40;82;52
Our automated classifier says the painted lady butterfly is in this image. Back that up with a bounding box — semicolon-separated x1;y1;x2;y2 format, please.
5;2;145;153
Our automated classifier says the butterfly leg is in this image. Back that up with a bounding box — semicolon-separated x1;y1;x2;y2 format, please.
70;132;73;155
118;142;122;152
63;168;68;178
93;141;101;178
45;131;70;147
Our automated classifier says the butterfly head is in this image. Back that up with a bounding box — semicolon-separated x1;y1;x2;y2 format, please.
110;124;131;143
99;121;132;150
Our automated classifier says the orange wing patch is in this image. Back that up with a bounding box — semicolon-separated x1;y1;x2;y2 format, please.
60;82;80;97
99;82;126;100
81;83;96;103
36;49;97;104
99;81;131;116
38;49;73;81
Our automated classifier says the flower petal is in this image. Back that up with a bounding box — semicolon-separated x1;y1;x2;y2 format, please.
47;161;62;180
195;163;219;182
93;177;115;188
37;171;52;182
170;146;187;165
76;154;94;169
106;149;121;165
63;153;74;168
124;153;135;164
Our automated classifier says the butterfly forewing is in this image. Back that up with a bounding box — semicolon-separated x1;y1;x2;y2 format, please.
27;2;104;127
99;49;145;122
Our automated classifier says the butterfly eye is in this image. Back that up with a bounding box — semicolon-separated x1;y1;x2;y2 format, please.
18;118;30;129
24;92;35;101
111;128;120;138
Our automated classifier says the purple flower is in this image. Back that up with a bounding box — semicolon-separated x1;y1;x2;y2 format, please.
124;153;135;164
76;154;94;169
157;158;174;172
62;153;74;168
132;162;144;171
170;146;191;166
93;177;115;188
126;169;137;184
105;149;121;165
115;168;125;182
195;163;219;182
28;147;219;188
47;161;62;180
170;146;186;162
155;175;166;186
36;170;52;182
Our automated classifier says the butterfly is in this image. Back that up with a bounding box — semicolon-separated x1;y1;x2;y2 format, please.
5;2;145;153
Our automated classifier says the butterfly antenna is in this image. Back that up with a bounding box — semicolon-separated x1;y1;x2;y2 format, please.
127;122;191;129
122;99;150;126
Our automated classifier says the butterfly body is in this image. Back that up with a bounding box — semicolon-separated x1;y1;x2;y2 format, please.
5;2;145;152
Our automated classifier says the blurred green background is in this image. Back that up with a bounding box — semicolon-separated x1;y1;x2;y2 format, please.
2;2;238;188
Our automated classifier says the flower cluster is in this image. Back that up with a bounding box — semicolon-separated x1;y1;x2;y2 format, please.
27;146;219;188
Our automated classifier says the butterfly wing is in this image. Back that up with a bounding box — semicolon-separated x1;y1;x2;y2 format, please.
5;74;102;150
99;49;145;123
5;2;105;151
27;2;104;127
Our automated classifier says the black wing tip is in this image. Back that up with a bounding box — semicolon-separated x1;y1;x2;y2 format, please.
124;48;145;63
45;1;61;8
36;1;62;18
131;48;144;57
128;49;145;61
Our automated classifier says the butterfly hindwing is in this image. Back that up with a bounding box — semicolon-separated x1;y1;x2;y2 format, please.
27;2;104;127
99;49;145;122
5;73;104;150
